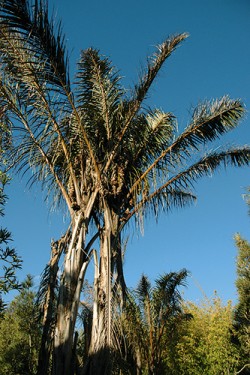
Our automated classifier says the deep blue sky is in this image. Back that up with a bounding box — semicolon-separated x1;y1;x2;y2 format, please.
3;0;250;304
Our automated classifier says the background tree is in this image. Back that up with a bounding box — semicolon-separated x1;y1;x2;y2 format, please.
120;270;190;375
0;219;22;294
234;234;250;374
0;275;41;375
174;294;240;375
0;1;250;374
0;114;22;307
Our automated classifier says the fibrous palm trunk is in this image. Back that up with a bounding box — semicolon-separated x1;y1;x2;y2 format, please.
85;206;112;374
52;214;89;375
85;206;124;375
37;238;65;375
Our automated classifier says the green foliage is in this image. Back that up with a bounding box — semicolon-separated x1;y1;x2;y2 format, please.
0;276;41;375
0;125;22;295
0;245;22;292
234;234;250;372
121;270;190;375
174;294;240;375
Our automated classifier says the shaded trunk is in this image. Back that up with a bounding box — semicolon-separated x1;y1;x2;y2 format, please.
37;233;68;375
50;189;99;375
52;214;87;375
52;252;90;375
85;208;126;374
84;205;113;374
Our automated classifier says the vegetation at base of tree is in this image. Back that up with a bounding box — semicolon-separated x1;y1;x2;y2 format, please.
174;294;240;375
119;269;190;375
233;234;250;374
0;273;249;375
0;0;249;373
0;275;41;375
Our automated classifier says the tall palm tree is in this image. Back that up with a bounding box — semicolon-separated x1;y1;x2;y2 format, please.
0;1;249;374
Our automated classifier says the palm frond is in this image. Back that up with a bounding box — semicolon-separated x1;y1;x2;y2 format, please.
122;190;196;231
124;146;250;226
127;97;246;198
154;269;189;309
133;33;188;105
75;48;125;173
0;53;77;210
0;0;70;89
0;0;75;190
125;109;176;169
103;33;188;173
177;96;245;153
155;269;189;292
172;146;250;185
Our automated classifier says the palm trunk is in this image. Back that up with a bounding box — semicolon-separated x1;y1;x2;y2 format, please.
37;239;64;375
52;253;90;375
85;208;127;375
50;189;99;375
85;204;114;375
52;214;87;375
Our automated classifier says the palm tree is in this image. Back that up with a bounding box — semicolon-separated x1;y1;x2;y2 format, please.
0;1;249;374
121;270;190;375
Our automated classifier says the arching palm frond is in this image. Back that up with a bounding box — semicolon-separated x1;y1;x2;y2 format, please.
133;33;189;105
123;109;175;172
153;269;189;318
127;97;246;198
0;0;79;210
117;96;249;227
75;48;125;187
0;0;70;90
125;146;250;224
76;48;124;138
104;33;188;173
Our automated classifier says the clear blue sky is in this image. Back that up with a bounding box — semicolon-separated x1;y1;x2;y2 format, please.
3;0;250;304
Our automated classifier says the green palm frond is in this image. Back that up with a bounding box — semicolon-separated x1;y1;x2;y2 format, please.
0;35;74;207
169;146;250;190
133;33;188;105
76;48;122;118
122;189;196;230
76;48;124;162
128;97;246;199
0;0;70;89
103;33;188;173
121;271;190;373
120;293;149;367
126;146;250;224
125;109;175;169
176;96;245;153
153;270;189;314
0;9;79;210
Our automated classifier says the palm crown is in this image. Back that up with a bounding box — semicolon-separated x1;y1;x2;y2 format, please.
0;1;248;227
